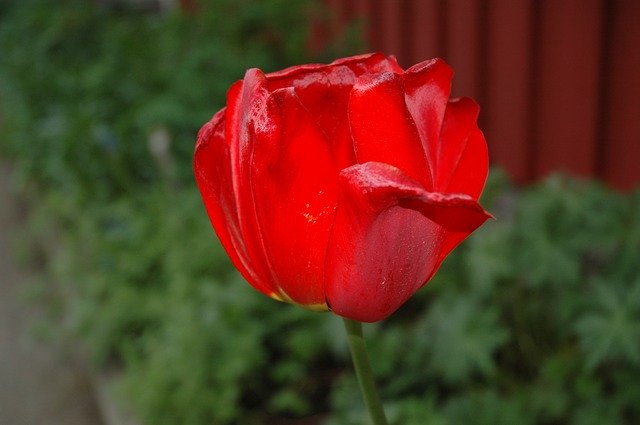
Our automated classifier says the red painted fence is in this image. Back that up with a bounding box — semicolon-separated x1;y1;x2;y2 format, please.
325;0;640;190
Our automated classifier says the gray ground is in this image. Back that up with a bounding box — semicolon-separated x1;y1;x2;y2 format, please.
0;163;103;425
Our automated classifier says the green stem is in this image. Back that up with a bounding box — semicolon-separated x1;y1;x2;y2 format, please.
342;318;389;425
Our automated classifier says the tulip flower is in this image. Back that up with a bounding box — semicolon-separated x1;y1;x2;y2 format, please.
195;52;492;424
195;52;491;322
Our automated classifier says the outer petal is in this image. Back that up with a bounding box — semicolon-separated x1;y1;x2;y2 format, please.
421;98;490;283
266;52;402;169
403;58;453;184
266;52;402;87
325;162;491;322
224;69;283;299
193;109;275;297
250;87;337;308
349;71;433;189
435;97;489;199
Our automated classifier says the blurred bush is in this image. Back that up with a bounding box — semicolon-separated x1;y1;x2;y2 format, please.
2;1;640;424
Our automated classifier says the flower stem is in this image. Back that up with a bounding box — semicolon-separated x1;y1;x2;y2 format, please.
342;318;389;425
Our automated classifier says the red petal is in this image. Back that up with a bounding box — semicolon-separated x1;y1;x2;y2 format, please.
403;58;453;184
266;53;402;169
193;109;276;298
348;72;433;189
224;69;281;298
250;88;338;308
325;162;491;322
266;52;402;86
436;98;489;199
426;99;489;282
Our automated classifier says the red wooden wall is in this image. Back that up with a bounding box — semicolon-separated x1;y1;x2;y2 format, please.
325;0;640;190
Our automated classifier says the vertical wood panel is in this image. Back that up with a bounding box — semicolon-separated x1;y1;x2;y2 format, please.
397;0;412;66
602;1;640;190
325;0;340;27
444;0;483;100
352;0;373;48
534;0;603;178
327;0;640;189
379;0;404;62
322;0;342;51
408;0;442;65
367;0;383;51
485;0;534;183
339;0;356;19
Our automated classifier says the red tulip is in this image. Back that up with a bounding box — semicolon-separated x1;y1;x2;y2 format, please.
194;53;492;322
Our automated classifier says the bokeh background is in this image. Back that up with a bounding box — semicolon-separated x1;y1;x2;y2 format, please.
1;1;639;424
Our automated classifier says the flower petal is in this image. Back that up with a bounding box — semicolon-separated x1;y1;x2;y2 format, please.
266;52;402;86
435;97;489;199
348;71;433;189
266;53;402;169
194;108;276;298
325;162;491;322
224;69;282;299
403;58;453;184
250;88;338;308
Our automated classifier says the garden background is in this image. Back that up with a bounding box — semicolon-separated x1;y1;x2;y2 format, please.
1;0;639;424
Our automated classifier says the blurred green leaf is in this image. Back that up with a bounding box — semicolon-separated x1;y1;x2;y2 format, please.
575;278;640;370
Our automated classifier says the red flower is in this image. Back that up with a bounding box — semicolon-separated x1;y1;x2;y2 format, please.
194;53;492;322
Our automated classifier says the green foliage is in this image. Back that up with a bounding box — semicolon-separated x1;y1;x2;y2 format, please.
0;0;327;194
443;390;531;425
420;294;509;385
576;278;640;370
3;1;640;424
